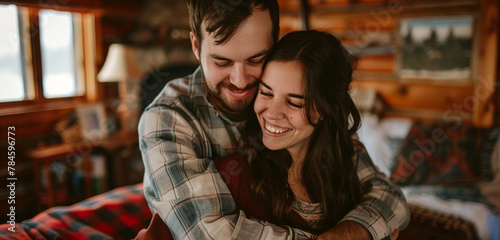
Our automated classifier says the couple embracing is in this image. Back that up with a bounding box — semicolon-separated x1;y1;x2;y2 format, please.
138;1;409;239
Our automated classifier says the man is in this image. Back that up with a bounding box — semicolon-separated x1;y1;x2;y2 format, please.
139;0;409;239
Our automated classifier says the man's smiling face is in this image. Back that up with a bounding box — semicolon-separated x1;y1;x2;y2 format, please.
190;8;273;114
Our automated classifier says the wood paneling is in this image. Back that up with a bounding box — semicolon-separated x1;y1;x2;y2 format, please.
310;12;396;32
277;0;300;11
473;0;498;127
356;54;395;72
352;79;473;112
309;0;390;7
308;0;479;9
280;14;301;35
0;103;77;139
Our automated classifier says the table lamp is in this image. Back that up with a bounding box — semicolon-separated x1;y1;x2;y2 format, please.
97;44;143;132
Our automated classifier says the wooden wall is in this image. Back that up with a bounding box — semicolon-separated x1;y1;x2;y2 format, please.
278;0;499;127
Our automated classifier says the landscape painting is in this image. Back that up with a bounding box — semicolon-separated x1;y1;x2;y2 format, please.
399;16;473;81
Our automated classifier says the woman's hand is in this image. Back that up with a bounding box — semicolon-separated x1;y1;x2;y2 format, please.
391;228;399;240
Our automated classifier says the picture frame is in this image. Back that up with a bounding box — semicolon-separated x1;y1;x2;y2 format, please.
397;16;474;81
76;103;108;141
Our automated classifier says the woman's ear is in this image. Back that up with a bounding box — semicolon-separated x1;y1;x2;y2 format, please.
310;111;323;125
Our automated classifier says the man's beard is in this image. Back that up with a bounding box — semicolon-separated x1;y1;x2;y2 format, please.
201;68;257;121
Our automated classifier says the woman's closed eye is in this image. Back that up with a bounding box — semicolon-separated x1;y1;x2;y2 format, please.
288;100;304;109
259;90;273;97
258;87;304;108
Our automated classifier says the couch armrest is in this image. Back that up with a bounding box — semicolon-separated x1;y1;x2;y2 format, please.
399;204;479;240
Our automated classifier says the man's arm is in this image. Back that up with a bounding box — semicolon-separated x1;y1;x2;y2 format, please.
139;105;315;239
317;221;399;240
320;148;409;240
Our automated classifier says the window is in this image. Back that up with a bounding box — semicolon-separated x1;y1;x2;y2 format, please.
0;5;25;102
39;10;85;98
0;4;95;104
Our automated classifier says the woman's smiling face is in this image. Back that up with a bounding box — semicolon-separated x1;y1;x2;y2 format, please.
254;61;318;158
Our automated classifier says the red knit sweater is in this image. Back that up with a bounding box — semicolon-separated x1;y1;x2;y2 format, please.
213;154;271;221
214;154;314;233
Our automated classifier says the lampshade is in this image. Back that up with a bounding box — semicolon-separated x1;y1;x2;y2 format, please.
97;44;143;82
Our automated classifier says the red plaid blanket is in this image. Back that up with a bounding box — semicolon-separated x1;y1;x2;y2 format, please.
0;183;152;240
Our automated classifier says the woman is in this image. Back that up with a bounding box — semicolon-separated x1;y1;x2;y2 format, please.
240;30;366;234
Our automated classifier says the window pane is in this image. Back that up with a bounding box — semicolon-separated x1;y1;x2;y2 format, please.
39;10;82;98
0;5;25;102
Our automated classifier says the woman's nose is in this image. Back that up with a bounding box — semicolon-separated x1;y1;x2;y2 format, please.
265;100;285;120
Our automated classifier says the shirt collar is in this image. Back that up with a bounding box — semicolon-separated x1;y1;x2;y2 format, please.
189;66;207;99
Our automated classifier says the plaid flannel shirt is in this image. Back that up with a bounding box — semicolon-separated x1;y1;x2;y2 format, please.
139;67;410;240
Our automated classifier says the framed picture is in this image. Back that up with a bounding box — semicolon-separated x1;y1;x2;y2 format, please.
76;103;108;141
398;16;474;81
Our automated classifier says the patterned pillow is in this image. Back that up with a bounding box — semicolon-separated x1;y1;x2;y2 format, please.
390;122;486;186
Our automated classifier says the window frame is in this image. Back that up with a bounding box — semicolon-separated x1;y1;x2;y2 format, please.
0;4;99;115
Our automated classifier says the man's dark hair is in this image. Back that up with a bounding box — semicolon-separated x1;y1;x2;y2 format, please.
187;0;280;45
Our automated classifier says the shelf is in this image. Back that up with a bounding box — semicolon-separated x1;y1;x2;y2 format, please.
27;130;139;210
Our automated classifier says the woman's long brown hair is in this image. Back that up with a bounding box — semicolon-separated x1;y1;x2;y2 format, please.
243;30;365;233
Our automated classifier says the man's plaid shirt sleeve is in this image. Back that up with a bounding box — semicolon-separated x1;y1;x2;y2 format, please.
340;147;411;240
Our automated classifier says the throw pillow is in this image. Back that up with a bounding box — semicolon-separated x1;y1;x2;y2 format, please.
390;122;484;186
